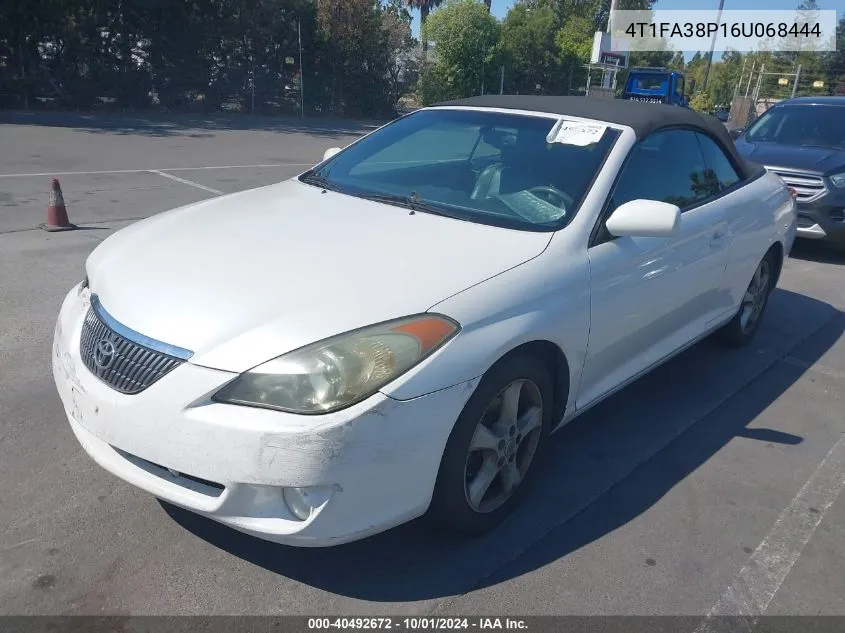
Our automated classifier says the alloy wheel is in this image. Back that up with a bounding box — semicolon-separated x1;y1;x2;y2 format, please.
463;379;544;514
740;259;771;334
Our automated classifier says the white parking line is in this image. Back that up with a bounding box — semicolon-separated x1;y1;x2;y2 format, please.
0;537;39;552
695;432;845;631
149;169;223;195
0;163;312;178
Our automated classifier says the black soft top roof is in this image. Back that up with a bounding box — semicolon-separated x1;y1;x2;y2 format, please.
434;95;762;180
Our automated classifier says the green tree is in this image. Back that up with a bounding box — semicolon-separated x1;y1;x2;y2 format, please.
316;0;393;116
383;0;417;106
556;12;596;94
689;90;714;112
500;1;563;95
669;51;685;70
405;0;445;53
689;50;746;107
418;0;499;104
771;0;826;96
826;18;845;95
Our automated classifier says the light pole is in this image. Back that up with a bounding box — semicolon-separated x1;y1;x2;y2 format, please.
791;64;802;98
298;20;304;118
702;0;725;92
601;0;620;89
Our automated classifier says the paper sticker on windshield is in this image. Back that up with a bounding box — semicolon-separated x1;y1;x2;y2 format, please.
546;119;607;146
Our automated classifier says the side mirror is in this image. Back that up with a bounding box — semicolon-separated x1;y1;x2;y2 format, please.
606;199;681;238
729;128;744;140
322;147;342;161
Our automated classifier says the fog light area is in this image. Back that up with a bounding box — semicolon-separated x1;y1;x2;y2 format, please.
283;486;334;521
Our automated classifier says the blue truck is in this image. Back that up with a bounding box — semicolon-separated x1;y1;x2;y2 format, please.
621;67;689;107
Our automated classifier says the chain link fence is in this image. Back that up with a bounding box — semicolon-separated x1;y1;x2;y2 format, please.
0;21;310;115
0;12;421;120
728;64;845;130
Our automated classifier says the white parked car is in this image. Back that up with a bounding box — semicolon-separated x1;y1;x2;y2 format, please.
52;96;798;547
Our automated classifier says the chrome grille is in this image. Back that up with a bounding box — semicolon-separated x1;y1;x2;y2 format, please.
79;300;187;394
766;169;827;203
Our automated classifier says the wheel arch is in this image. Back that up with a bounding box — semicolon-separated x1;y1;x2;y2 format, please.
767;240;784;288
483;340;571;426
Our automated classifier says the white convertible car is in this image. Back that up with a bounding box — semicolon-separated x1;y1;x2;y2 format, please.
52;96;798;547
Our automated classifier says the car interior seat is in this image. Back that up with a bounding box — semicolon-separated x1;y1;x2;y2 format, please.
471;131;544;200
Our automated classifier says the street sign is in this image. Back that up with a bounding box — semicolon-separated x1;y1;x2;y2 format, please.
591;31;629;68
813;80;825;88
599;51;628;68
778;77;788;86
285;56;295;65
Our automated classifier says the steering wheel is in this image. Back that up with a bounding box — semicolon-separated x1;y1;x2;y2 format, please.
527;185;574;210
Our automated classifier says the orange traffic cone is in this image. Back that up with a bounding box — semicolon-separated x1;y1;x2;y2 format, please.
40;178;77;232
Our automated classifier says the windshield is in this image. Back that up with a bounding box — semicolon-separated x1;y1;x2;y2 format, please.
745;104;845;148
302;108;621;231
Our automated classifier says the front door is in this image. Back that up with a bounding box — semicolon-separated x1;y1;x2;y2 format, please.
577;129;732;408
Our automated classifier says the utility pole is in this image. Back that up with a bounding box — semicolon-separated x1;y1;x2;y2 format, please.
602;0;619;89
297;20;305;118
480;43;486;95
791;64;802;98
500;66;504;95
753;63;764;103
607;0;618;36
745;61;755;97
733;57;747;100
702;0;725;92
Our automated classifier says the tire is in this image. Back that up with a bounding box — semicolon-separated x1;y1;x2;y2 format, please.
716;249;778;348
428;353;554;536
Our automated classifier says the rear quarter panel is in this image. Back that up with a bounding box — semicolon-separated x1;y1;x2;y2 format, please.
723;171;796;310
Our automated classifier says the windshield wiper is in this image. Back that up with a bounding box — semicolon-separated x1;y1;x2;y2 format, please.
357;191;458;218
299;172;344;193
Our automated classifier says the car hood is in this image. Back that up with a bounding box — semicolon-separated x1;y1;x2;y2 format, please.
736;141;845;175
87;179;551;373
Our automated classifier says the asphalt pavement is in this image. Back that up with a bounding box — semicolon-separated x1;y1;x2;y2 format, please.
1;112;844;618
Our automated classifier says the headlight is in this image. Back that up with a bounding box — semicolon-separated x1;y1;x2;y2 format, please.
213;314;460;414
829;173;845;188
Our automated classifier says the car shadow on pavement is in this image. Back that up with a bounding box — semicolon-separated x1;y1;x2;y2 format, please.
0;111;386;140
162;288;843;603
787;240;845;265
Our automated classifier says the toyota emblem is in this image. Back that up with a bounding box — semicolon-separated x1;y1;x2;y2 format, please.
93;338;117;371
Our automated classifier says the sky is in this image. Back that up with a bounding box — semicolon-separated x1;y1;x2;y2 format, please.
409;0;843;61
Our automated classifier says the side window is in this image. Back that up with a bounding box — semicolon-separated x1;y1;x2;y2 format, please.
610;129;718;211
695;133;741;190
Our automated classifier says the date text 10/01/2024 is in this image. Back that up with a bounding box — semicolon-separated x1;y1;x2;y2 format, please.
307;618;529;630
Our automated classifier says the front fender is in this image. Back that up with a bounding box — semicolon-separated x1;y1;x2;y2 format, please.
378;249;591;411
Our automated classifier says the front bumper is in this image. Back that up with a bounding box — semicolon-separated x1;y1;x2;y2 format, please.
52;285;473;546
794;200;845;244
